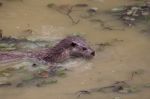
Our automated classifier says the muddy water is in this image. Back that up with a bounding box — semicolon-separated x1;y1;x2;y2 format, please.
0;0;150;99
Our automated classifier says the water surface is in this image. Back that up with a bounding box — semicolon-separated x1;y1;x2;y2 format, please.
0;0;150;99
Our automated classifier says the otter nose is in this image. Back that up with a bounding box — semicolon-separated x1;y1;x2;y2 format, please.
91;51;95;56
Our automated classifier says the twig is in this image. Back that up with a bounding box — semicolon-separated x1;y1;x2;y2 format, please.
90;19;124;30
49;4;80;25
65;6;80;24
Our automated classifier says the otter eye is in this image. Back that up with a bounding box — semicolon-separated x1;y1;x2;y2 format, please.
71;42;77;47
82;47;87;51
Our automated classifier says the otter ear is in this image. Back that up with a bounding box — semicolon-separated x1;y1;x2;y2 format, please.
71;42;77;47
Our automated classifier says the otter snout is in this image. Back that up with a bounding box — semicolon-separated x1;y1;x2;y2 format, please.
91;51;95;56
84;49;95;59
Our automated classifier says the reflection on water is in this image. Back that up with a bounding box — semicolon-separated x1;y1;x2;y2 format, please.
0;0;150;99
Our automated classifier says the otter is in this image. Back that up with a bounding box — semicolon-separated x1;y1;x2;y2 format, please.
0;36;95;64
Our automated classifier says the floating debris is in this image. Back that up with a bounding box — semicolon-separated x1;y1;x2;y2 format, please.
95;42;112;51
90;19;124;30
129;69;145;80
21;29;33;35
47;3;80;24
76;90;91;98
47;3;99;24
111;2;150;26
96;81;140;94
95;38;123;51
77;81;140;97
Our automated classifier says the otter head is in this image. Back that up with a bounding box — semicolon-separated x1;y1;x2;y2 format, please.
60;36;95;59
43;36;95;63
